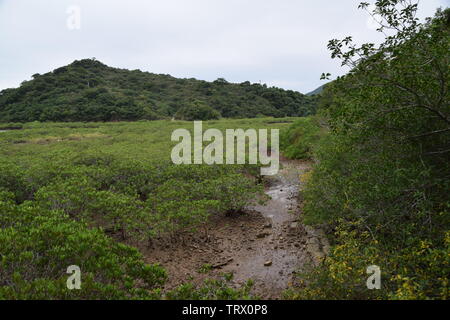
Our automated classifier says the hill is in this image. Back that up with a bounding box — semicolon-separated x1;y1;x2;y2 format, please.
306;84;326;96
0;59;317;122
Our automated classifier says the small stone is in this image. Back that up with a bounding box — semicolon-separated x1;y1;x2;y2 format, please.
264;261;273;267
257;232;270;239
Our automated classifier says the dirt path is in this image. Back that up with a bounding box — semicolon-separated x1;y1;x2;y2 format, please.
142;159;325;299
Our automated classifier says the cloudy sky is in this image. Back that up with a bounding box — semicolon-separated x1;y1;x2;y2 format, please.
0;0;447;93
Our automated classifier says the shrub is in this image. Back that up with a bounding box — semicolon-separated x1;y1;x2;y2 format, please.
287;3;450;300
175;100;221;121
280;116;327;160
0;193;167;300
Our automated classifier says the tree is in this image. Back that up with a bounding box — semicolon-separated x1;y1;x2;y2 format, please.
174;100;221;121
294;1;450;299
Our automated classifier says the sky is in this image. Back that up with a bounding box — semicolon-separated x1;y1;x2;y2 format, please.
0;0;448;94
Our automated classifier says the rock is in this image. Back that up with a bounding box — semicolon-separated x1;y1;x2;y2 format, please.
212;258;234;269
263;223;272;229
264;260;272;267
257;232;270;239
289;222;299;232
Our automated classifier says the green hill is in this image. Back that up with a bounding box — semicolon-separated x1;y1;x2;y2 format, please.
306;84;326;96
0;59;317;122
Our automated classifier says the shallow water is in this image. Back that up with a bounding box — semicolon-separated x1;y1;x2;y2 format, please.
221;159;313;298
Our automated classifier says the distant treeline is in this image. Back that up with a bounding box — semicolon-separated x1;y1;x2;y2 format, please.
0;59;318;122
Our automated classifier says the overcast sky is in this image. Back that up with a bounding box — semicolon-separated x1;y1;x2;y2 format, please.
0;0;447;93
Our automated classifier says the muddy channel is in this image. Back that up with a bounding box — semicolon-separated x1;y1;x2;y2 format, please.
142;159;329;299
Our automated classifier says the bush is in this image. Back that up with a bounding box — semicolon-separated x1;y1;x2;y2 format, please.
166;276;254;300
287;4;450;300
175;100;221;121
0;192;167;300
280;116;327;160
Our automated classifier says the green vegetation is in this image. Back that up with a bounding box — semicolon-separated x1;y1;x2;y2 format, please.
0;0;447;302
0;60;317;122
306;84;326;96
0;191;167;299
166;277;254;300
280;116;327;160
0;118;290;299
285;2;449;299
175;100;221;121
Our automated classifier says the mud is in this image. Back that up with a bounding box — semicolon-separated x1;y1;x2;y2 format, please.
219;159;313;298
140;159;325;299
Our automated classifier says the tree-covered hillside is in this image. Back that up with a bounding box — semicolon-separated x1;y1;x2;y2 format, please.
0;59;317;122
306;84;326;96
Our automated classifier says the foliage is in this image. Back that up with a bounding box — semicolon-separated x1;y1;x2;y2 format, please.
0;192;167;300
286;219;449;300
287;2;449;299
0;118;284;299
175;100;221;120
0;59;317;122
280;116;328;159
165;275;255;300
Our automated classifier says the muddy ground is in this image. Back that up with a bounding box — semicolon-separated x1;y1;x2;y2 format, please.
139;159;328;299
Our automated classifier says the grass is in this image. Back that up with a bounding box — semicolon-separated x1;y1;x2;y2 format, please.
0;118;298;165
